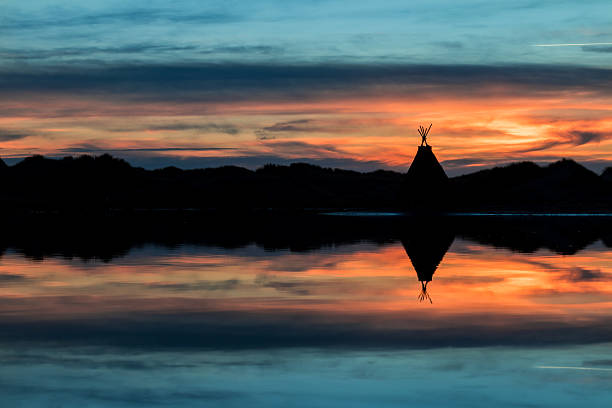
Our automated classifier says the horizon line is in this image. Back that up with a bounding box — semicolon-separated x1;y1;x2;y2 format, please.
1;153;609;176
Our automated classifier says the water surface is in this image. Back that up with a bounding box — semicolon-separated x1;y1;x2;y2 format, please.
1;216;612;407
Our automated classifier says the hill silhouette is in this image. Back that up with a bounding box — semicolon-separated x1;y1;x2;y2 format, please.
0;154;611;212
451;159;611;211
0;154;403;212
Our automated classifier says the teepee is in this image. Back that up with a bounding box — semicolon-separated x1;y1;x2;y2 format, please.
402;124;450;211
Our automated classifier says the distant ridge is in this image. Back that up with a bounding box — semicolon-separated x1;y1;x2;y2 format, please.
0;154;611;213
452;158;609;211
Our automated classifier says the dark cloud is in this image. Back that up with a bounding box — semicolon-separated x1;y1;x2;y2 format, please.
434;41;464;49
261;119;313;132
0;44;199;61
513;140;565;154
74;122;240;135
1;306;612;349
145;122;240;135
567;130;605;145
437;275;505;284
256;120;317;139
0;353;197;370
0;274;28;282
255;132;276;140
0;129;30;142
521;259;611;283
583;359;612;367
255;275;310;296
513;130;608;155
3;63;612;107
561;267;608;282
148;279;240;292
582;45;612;53
0;44;283;63
201;45;284;55
1;9;240;30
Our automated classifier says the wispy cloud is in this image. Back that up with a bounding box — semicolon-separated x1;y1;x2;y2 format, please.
513;129;609;154
200;45;284;56
536;366;612;371
260;140;345;157
255;119;319;139
146;279;241;292
142;122;240;135
60;144;237;154
533;42;612;47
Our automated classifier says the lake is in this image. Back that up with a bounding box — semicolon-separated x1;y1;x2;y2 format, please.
1;215;611;407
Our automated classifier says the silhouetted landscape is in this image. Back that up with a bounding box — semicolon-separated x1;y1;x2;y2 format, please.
2;213;611;262
6;2;612;406
1;154;611;213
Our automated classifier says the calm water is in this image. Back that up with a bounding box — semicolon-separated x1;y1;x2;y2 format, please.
1;216;612;407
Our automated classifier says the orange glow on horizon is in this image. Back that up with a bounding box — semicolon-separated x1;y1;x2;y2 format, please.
1;87;612;173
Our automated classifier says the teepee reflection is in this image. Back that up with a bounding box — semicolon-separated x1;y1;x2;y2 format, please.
401;222;455;303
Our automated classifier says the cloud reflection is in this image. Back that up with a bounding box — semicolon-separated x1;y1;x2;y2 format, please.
0;231;611;350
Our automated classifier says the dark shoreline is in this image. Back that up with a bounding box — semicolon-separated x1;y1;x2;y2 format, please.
2;211;611;263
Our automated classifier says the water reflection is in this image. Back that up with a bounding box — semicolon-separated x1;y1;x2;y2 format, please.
1;215;612;406
401;219;455;303
3;214;612;262
0;215;611;349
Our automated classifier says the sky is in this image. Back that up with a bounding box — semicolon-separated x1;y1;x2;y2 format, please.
1;0;612;175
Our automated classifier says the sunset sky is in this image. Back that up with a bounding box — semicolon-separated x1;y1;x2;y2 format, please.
2;0;612;175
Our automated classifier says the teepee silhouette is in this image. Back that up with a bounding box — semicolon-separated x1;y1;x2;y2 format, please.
402;124;450;212
401;220;455;303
